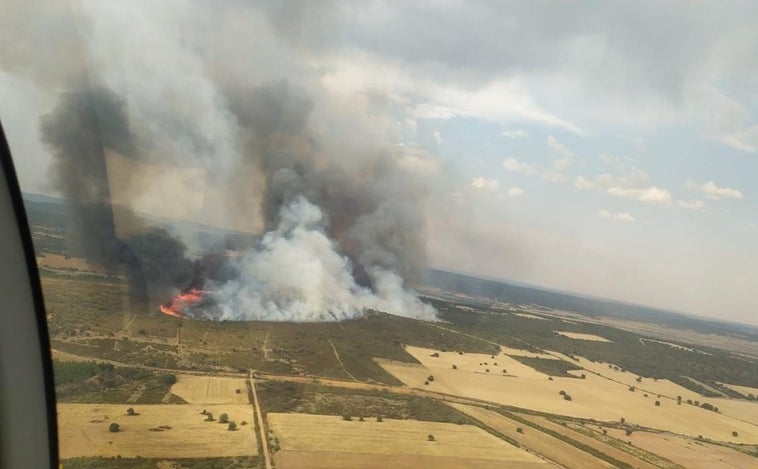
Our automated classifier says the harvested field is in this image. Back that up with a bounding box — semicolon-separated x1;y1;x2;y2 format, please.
268;413;549;468
57;404;256;459
37;254;106;272
447;403;609;468
604;427;758;469
170;375;249;404
719;382;758;398
381;346;758;443
516;413;661;469
555;331;611;342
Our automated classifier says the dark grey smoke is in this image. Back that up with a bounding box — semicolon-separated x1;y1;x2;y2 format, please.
226;81;427;288
40;87;195;308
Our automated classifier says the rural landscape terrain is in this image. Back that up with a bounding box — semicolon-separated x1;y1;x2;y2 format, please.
27;194;758;469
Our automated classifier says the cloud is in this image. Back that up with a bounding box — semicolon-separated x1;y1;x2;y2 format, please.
694;87;758;153
502;129;529;139
433;130;444;144
394;143;440;174
507;187;525;198
541;172;567;183
576;167;672;204
502;157;536;175
686;180;743;200
677;199;705;211
598;210;635;222
547;135;574;171
471;177;500;191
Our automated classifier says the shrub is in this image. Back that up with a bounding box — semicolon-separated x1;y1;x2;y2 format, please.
358;416;365;422
427;434;435;441
732;431;739;437
236;389;241;394
516;427;524;434
452;364;457;370
629;386;635;392
240;421;248;426
559;390;566;396
581;374;586;379
160;374;177;386
563;394;572;401
602;429;608;435
109;423;120;433
625;428;633;436
485;369;490;373
205;413;214;422
228;422;237;431
427;375;434;382
342;414;352;421
620;418;626;423
655;401;661;406
424;380;429;385
376;415;383;422
219;413;229;424
126;407;136;416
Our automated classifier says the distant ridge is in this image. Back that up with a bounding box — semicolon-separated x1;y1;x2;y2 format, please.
424;268;758;339
22;192;66;205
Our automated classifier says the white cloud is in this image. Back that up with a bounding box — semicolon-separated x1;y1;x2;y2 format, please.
433;130;444;144
507;187;525;198
576;168;672;204
394;143;440;174
542;172;567;183
502;129;529;139
547;135;574;171
694;87;758;153
607;186;672;203
598;209;635;222
471;177;500;191
686;180;743;200
502;157;536;175
677;199;705;211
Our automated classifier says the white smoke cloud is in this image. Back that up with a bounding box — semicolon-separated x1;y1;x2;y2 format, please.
212;197;436;322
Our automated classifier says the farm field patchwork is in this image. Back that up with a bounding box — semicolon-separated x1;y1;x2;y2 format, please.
446;403;612;468
603;427;758;469
381;346;758;443
57;404;256;459
170;375;250;404
267;412;549;468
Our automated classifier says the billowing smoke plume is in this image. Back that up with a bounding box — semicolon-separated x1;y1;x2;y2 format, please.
214;196;435;321
13;2;437;321
40;87;195;305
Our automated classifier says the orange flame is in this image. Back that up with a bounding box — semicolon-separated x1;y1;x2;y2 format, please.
159;288;209;318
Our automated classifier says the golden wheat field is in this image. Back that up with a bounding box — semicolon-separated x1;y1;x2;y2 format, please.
57;404;256;459
170;375;249;404
380;346;758;443
267;413;549;469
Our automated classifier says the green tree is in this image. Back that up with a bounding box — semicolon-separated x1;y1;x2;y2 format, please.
219;413;229;424
228;422;237;431
109;422;120;433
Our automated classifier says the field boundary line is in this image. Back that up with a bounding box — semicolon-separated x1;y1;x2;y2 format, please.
249;370;272;469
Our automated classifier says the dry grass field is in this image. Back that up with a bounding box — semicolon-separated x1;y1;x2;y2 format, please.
554;331;611;342
380;346;758;443
718;382;758;398
603;427;757;469
170;375;249;404
446;403;611;468
267;413;549;469
515;413;662;469
57;403;256;459
37;254;106;272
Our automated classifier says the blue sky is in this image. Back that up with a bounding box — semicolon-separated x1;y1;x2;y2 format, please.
1;1;757;324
